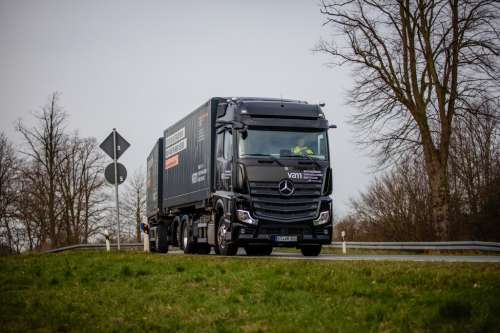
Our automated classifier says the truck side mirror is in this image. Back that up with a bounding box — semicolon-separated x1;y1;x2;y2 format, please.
329;124;338;129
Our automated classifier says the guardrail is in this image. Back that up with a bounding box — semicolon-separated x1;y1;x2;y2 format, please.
45;243;143;253
326;241;500;252
45;241;500;253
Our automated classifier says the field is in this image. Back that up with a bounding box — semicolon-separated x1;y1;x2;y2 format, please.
1;252;500;332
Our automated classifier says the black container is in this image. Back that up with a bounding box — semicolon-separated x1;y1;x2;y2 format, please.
162;98;223;212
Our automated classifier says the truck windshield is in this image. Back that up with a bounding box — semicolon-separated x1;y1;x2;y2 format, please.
239;129;328;160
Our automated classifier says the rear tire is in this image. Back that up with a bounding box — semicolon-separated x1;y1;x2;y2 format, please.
177;218;184;250
157;223;169;254
300;245;321;257
216;216;238;256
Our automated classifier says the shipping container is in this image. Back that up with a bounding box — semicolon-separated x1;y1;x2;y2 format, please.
162;98;222;211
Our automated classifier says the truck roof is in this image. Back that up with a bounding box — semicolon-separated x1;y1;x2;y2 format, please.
224;97;309;104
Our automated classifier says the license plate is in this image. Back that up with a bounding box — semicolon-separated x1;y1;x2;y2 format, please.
273;235;297;242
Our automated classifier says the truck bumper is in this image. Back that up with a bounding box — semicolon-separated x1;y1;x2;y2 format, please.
230;222;332;247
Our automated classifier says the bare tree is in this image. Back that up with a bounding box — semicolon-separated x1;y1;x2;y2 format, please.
318;0;500;239
122;169;146;242
449;98;500;239
342;99;500;241
348;157;434;241
17;92;67;248
57;134;107;245
0;133;20;253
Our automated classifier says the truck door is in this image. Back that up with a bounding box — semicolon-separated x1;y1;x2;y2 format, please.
216;129;232;191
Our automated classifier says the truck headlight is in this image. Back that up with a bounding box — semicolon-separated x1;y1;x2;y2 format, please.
313;210;330;226
236;209;258;225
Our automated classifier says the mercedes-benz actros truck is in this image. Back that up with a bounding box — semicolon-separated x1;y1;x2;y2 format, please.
146;97;336;256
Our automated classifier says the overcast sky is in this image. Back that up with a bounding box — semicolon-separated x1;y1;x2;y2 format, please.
0;0;372;216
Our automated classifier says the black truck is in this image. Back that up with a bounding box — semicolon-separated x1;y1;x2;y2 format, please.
146;97;335;256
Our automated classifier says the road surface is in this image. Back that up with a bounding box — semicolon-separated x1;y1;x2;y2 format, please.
167;250;500;263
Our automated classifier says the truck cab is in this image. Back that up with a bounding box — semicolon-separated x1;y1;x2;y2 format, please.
212;98;334;256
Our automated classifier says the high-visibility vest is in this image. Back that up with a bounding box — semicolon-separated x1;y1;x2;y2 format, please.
292;146;314;155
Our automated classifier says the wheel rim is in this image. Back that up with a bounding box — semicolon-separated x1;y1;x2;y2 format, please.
182;225;188;249
217;223;226;249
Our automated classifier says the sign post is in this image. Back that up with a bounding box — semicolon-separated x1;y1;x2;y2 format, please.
112;129;121;250
100;129;130;251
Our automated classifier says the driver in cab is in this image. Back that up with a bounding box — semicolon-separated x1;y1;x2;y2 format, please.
292;138;314;156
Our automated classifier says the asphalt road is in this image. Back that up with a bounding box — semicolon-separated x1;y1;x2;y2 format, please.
168;250;500;263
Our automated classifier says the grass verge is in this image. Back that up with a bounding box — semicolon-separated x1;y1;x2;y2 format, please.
1;251;500;332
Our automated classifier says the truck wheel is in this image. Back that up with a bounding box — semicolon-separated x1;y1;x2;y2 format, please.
216;216;237;256
300;245;322;257
177;218;183;250
181;220;196;254
157;223;169;254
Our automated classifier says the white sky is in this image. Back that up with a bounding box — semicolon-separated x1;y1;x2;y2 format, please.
0;0;372;216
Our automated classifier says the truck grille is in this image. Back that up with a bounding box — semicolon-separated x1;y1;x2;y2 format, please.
249;181;322;221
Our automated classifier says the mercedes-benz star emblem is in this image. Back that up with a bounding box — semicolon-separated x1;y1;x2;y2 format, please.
278;179;295;196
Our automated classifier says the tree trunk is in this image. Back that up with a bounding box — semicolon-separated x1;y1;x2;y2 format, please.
3;219;13;252
424;151;450;240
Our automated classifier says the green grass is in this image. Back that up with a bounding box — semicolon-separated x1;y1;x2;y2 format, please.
1;252;500;332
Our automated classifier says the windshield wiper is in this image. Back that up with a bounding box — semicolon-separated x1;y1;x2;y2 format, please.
240;154;284;167
286;153;322;168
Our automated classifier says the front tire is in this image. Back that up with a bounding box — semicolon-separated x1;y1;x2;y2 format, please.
216;216;238;256
300;245;322;256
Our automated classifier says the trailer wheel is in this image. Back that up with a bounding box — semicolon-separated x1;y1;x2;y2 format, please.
181;219;196;254
177;218;184;250
157;223;169;254
216;216;237;256
300;245;322;257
